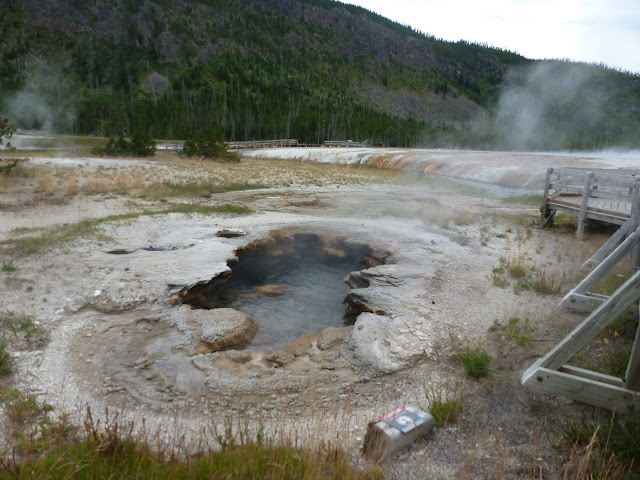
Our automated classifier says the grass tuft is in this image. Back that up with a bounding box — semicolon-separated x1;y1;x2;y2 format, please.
507;257;528;278
460;348;491;379
425;387;464;427
0;335;13;375
489;317;534;347
492;263;508;288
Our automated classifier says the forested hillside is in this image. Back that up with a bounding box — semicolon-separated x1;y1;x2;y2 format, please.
1;0;639;149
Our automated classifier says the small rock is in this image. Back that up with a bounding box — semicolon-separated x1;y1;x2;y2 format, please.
317;326;352;350
255;285;287;296
264;350;295;367
225;350;252;363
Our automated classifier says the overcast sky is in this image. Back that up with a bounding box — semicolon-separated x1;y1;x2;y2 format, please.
342;0;640;74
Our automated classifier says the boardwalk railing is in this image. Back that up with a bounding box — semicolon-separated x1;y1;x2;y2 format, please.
225;139;362;150
524;168;640;411
541;168;640;234
226;139;299;149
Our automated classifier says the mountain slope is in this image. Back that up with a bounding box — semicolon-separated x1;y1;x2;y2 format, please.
1;0;639;149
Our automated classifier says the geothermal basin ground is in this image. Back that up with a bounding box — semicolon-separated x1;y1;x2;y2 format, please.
1;145;638;479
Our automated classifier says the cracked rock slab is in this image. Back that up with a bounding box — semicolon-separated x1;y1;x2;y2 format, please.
347;313;439;375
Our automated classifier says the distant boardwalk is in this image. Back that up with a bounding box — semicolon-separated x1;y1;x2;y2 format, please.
225;139;362;150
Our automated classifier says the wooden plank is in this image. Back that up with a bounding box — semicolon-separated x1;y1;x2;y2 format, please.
592;172;638;188
625;314;640;391
546;203;628;225
536;270;640;371
583;218;635;266
559;365;625;387
572;228;640;295
522;367;640;412
553;168;589;178
630;180;640;265
560;292;607;312
554;185;585;195
590;190;635;202
550;197;630;217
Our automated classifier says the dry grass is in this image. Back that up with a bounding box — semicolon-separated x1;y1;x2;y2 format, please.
35;173;56;196
131;169;146;189
62;174;79;197
83;178;110;194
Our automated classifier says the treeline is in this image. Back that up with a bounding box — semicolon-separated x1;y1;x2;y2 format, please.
2;0;640;151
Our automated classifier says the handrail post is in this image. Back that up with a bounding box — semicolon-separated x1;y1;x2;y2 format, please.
540;168;553;228
630;178;640;266
625;304;640;391
577;172;594;237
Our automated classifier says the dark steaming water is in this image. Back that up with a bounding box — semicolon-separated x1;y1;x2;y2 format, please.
191;234;371;351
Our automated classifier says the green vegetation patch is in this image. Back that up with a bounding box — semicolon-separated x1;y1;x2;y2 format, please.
143;181;268;200
460;348;491;379
424;387;464;427
492;263;508;288
559;410;640;479
0;335;12;375
489;317;534;347
503;195;544;206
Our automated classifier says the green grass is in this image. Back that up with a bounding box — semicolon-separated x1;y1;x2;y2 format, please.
142;181;269;200
0;311;38;339
0;336;12;375
604;347;631;378
529;270;563;295
0;397;381;480
489;317;534;347
608;309;639;341
591;268;634;296
491;262;508;288
460;348;491;379
425;387;464;427
503;194;544;206
560;410;640;479
1;263;16;272
0;204;252;256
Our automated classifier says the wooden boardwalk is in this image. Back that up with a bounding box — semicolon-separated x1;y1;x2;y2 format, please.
541;168;640;232
225;139;362;150
526;167;640;411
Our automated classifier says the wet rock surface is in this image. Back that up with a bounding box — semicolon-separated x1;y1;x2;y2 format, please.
170;306;258;352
